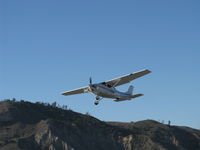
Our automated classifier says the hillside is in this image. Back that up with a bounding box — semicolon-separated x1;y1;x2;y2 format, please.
0;100;199;150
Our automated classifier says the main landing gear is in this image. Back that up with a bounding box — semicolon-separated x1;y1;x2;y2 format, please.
94;100;99;105
94;96;102;105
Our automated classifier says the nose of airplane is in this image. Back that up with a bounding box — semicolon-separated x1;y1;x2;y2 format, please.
89;84;96;92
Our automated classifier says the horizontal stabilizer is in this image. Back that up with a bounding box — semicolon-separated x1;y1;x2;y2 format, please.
130;94;143;99
114;94;143;102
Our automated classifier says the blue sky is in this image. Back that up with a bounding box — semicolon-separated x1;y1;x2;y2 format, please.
0;0;200;129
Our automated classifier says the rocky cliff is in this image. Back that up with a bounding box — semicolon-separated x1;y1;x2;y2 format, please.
0;100;199;150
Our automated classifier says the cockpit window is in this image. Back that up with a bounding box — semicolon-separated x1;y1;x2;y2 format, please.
101;82;112;88
102;82;106;85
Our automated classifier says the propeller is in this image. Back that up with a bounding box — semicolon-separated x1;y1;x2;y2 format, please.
89;77;92;85
89;77;96;91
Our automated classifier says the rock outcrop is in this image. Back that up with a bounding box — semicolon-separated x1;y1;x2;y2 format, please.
0;100;199;150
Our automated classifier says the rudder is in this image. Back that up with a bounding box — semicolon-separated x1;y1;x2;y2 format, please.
126;85;134;94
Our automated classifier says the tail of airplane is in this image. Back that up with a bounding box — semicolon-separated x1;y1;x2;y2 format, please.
126;85;134;95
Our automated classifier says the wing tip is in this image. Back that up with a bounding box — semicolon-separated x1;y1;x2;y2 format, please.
139;94;144;96
144;69;151;74
61;92;66;95
132;69;151;74
61;91;69;96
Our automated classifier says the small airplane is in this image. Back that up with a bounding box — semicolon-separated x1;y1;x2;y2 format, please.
61;69;151;105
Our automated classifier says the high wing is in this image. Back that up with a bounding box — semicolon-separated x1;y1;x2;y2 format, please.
104;69;151;87
61;86;90;96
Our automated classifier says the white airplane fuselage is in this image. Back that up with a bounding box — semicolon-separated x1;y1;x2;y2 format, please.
89;83;132;100
61;69;150;105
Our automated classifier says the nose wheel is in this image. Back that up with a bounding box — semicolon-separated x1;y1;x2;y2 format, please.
94;96;102;105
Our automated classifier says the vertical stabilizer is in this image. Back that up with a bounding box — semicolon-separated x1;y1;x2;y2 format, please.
126;85;134;94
